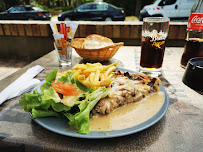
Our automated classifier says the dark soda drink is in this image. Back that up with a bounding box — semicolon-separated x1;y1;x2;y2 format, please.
140;36;166;69
181;38;203;67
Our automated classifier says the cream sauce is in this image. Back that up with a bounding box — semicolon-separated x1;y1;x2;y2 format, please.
89;91;165;131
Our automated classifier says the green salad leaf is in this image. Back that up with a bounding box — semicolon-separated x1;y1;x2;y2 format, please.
66;87;109;134
46;70;57;84
42;87;61;103
32;109;61;118
57;71;74;83
40;70;57;92
19;89;42;112
72;78;89;92
19;88;71;118
19;70;109;134
57;71;89;92
40;82;50;92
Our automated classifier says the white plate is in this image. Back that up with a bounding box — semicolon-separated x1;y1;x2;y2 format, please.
30;68;169;139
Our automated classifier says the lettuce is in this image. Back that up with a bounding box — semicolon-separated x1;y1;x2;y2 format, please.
51;101;71;112
19;81;71;118
40;70;57;93
66;87;109;134
40;82;50;92
71;78;89;92
32;109;61;118
57;71;74;83
19;88;71;118
46;70;57;84
19;89;43;112
42;87;61;103
19;70;109;134
58;71;89;92
61;94;85;107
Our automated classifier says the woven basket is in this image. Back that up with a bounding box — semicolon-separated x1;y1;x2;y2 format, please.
70;38;124;62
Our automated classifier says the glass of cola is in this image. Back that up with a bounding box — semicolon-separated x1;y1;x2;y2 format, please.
139;17;170;77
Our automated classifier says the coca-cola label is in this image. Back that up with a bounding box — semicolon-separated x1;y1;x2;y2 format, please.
187;13;203;31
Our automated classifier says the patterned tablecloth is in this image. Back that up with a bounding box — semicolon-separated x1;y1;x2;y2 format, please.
0;46;202;152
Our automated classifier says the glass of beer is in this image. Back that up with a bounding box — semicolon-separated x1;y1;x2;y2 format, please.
139;17;170;76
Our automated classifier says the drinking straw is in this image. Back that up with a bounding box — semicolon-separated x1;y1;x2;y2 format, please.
65;26;70;41
60;23;66;56
50;22;58;34
60;23;65;36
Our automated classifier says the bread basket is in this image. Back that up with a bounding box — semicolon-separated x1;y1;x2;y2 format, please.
70;38;124;62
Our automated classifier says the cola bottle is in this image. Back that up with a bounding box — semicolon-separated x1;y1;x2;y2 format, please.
180;0;203;68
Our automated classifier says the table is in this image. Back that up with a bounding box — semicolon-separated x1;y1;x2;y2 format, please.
0;46;202;152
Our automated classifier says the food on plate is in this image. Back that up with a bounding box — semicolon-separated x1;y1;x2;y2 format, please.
93;71;161;114
90;91;165;131
19;62;163;134
68;62;118;89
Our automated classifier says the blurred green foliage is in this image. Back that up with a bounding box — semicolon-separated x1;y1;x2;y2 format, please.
35;4;49;10
35;4;75;12
0;0;24;11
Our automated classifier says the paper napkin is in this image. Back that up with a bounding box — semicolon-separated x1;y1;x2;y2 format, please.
0;65;44;105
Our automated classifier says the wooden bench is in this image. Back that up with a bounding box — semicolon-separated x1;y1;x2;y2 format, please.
0;21;187;60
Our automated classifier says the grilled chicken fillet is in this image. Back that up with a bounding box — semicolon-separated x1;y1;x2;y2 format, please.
94;71;161;114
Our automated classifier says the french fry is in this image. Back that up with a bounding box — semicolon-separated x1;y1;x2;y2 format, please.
79;80;92;88
83;69;97;73
86;76;90;81
92;82;101;88
57;62;118;89
86;62;102;67
105;66;116;78
57;70;68;77
78;75;85;80
100;79;111;87
89;72;95;82
79;80;100;89
72;63;86;69
84;72;91;78
107;73;113;79
71;69;81;79
108;62;118;67
94;70;100;82
99;73;105;81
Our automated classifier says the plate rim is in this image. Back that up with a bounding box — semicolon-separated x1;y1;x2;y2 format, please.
30;68;169;139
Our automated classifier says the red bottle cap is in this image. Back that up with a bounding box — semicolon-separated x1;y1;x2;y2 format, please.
187;13;203;31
